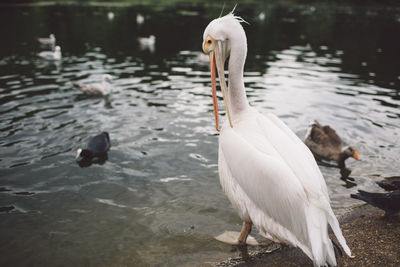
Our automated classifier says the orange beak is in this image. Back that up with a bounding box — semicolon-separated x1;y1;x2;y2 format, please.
353;151;361;160
204;35;233;132
210;51;220;132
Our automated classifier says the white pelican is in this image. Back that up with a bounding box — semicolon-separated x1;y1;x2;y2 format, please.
202;13;352;266
72;74;113;96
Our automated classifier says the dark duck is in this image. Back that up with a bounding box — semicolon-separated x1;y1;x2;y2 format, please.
351;190;400;217
376;176;400;191
75;132;110;166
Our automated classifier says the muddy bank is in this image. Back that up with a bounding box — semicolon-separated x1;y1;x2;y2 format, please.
214;205;400;266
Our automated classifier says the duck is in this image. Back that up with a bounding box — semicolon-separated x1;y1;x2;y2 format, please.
72;74;113;96
38;46;62;61
305;121;360;168
75;132;110;161
377;176;400;191
351;190;400;217
201;12;351;266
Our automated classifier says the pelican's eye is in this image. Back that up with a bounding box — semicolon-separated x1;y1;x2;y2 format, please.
203;35;217;54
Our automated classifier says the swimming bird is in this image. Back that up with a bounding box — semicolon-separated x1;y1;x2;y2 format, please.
107;11;115;21
38;46;61;61
351;190;400;217
72;74;113;96
376;177;400;191
37;34;56;48
138;35;155;53
258;12;266;21
136;13;144;26
75;132;111;161
202;13;351;266
305;121;360;168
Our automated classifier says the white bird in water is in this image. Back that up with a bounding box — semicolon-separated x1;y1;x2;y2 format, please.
202;13;352;266
136;13;144;26
38;45;61;61
138;35;156;53
37;33;56;48
107;11;115;21
258;12;266;21
72;74;113;96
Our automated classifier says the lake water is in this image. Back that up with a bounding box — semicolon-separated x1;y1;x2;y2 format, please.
0;2;399;266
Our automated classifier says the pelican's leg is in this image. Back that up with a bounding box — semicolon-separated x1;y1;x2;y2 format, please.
238;221;252;245
215;222;258;245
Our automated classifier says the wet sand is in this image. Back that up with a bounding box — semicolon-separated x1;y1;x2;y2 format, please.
215;204;400;266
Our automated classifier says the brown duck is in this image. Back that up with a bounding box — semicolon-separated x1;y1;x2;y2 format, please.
305;121;360;168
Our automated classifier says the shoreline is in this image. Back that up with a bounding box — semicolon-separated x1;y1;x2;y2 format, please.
214;204;400;266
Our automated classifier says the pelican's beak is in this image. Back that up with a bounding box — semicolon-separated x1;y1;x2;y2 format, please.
353;151;361;160
203;35;233;132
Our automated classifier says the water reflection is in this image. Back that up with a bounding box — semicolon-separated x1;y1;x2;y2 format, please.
0;2;399;266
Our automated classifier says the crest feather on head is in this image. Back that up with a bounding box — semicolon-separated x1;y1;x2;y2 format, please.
203;9;248;42
219;11;248;25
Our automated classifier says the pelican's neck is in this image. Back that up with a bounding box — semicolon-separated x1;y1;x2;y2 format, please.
228;39;249;118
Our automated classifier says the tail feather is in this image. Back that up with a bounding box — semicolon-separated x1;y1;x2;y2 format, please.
304;120;320;141
350;193;365;202
307;205;337;266
326;238;336;266
357;190;382;198
327;209;352;257
351;190;378;205
71;82;82;90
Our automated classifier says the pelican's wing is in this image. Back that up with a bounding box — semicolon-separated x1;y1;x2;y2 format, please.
263;113;330;200
219;127;310;245
258;112;351;257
